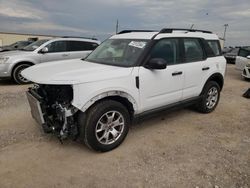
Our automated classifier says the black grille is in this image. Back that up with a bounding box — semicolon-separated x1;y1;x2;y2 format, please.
38;85;73;104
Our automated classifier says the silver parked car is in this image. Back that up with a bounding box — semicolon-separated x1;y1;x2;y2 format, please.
0;37;100;84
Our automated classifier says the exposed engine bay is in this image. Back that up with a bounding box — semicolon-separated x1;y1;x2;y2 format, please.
27;84;79;142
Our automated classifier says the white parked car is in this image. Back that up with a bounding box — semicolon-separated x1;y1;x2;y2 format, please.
235;47;250;71
0;37;100;84
235;47;250;80
242;63;250;80
23;28;226;152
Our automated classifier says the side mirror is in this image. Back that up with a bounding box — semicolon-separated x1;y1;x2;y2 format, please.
40;47;48;54
14;45;18;48
145;58;167;70
247;55;250;59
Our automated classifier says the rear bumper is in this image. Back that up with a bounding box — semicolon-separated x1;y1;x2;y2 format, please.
225;57;236;64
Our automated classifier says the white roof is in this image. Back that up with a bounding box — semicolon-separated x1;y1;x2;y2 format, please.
155;32;219;40
110;30;219;40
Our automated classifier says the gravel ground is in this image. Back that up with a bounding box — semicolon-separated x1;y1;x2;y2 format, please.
0;64;249;188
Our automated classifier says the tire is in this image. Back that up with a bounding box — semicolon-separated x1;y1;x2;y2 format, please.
244;77;250;81
196;81;220;113
12;64;32;84
80;100;130;152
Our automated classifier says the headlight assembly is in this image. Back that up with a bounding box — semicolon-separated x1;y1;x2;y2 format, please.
0;57;9;64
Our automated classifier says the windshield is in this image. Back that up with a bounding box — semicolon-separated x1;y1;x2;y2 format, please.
23;39;49;51
8;42;18;48
18;41;32;48
86;39;149;67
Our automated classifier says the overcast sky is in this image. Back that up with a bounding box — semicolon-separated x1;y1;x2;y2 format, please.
0;0;249;46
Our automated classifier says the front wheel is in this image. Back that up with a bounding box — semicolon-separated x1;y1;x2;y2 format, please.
12;64;31;84
196;81;221;113
80;100;130;152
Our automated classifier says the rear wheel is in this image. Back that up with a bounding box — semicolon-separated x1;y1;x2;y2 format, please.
80;100;130;152
12;64;32;84
196;81;220;113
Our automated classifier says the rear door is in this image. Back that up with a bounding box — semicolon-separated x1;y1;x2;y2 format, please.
181;38;208;99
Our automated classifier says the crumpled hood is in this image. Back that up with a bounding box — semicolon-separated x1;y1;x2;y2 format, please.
22;59;133;85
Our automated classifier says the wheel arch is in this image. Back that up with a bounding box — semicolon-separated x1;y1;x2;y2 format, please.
80;91;138;118
200;73;224;95
11;61;34;78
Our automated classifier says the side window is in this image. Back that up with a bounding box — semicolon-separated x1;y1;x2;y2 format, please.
84;42;99;50
184;38;204;62
238;48;250;58
46;41;67;53
207;40;221;56
150;38;180;65
68;41;99;51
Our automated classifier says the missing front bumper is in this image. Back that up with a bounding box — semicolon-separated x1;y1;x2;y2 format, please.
26;88;79;139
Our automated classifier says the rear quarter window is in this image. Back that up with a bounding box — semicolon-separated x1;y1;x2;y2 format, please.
207;40;221;56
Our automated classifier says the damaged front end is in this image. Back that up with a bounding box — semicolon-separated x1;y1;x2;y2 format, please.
26;84;79;141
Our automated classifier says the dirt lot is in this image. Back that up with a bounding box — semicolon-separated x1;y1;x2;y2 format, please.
0;64;249;188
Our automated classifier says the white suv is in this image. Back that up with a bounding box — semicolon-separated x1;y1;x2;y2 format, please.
0;37;100;84
23;28;226;152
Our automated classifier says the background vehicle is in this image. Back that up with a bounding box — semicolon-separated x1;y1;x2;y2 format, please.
242;63;250;80
0;40;34;52
23;28;226;152
223;47;239;64
0;37;100;84
235;47;250;71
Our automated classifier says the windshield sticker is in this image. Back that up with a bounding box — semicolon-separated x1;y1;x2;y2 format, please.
128;41;146;49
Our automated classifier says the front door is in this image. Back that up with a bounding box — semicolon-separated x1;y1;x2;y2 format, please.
139;38;184;112
40;41;71;63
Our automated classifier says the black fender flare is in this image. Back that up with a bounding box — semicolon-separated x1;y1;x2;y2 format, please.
200;73;224;95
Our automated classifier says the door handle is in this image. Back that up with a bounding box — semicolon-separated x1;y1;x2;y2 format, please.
62;54;69;57
172;71;183;76
202;67;210;71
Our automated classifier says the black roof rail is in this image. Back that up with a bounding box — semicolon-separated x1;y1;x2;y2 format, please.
118;30;157;34
159;28;212;34
61;36;98;40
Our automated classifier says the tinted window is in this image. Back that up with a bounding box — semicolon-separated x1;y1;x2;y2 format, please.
69;41;98;51
150;39;180;65
84;42;98;50
46;41;67;53
207;40;221;56
238;48;250;57
18;41;32;48
184;38;204;62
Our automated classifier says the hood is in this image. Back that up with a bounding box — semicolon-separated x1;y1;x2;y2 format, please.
22;59;133;85
0;50;33;57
